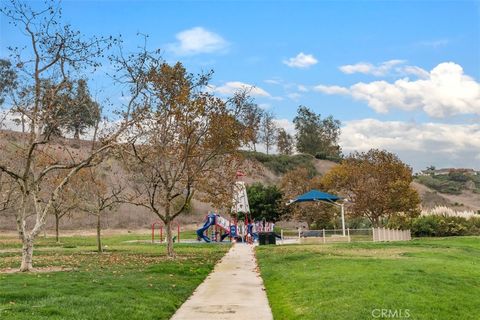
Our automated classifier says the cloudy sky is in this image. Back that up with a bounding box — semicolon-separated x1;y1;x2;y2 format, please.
1;1;479;171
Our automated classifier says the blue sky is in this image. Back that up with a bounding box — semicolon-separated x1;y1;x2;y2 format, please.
1;0;479;171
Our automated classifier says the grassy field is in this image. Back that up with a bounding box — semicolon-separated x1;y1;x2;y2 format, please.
256;237;480;320
0;233;229;320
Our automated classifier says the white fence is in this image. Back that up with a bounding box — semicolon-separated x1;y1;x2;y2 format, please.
372;228;411;242
281;228;373;244
279;227;411;244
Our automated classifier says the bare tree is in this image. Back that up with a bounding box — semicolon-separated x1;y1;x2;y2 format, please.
44;169;83;242
238;99;263;151
0;171;18;214
0;1;139;271
50;188;78;243
77;167;124;253
260;111;277;155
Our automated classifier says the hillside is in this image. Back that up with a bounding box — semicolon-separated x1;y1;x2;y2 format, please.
0;130;337;231
413;170;480;212
1;129;478;231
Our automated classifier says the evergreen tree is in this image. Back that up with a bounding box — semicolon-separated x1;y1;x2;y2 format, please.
0;59;17;105
66;79;100;140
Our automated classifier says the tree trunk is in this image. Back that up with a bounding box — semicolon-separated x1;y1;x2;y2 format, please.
55;214;60;243
165;218;174;258
20;237;34;272
96;213;102;253
74;129;80;140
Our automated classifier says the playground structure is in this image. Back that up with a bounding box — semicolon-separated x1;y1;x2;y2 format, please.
196;212;275;243
151;221;181;243
196;175;276;243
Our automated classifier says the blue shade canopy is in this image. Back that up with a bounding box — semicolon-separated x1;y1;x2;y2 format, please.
290;189;341;204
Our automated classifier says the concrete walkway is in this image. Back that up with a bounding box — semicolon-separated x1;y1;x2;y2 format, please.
170;244;273;320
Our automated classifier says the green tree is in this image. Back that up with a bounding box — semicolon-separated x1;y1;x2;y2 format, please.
322;149;421;227
280;167;337;229
276;128;294;155
66;79;100;140
293;106;341;158
0;59;17;105
247;183;286;222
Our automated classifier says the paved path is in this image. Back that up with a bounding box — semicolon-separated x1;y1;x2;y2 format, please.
170;243;273;320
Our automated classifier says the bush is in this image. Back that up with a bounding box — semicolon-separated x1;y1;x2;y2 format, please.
415;175;464;194
410;215;479;237
242;151;317;175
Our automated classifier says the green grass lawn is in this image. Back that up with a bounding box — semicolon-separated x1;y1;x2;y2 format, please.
0;234;229;320
256;237;480;320
0;229;200;250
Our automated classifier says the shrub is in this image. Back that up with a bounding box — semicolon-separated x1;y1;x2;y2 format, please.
410;215;479;237
411;215;441;237
242;151;317;175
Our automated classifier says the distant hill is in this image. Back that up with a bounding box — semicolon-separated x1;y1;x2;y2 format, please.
415;169;480;194
413;170;480;212
0;129;338;230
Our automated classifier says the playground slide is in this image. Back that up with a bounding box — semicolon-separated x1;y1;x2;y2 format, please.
196;214;216;243
197;213;233;243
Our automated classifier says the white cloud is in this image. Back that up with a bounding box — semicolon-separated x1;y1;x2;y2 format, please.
283;52;318;68
168;27;229;55
264;79;282;85
341;119;480;171
314;85;350;95
317;62;480;117
297;85;309;92
258;103;272;110
418;39;449;48
401;65;429;79
339;59;429;78
287;93;302;101
339;59;406;76
0;110;22;131
212;81;271;97
273;118;296;135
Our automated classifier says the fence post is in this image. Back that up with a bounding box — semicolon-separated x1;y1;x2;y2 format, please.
372;228;376;242
322;229;326;244
347;228;351;243
281;229;284;245
298;226;302;239
151;224;154;244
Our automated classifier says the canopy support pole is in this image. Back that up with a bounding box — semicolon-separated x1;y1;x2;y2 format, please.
341;203;346;237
